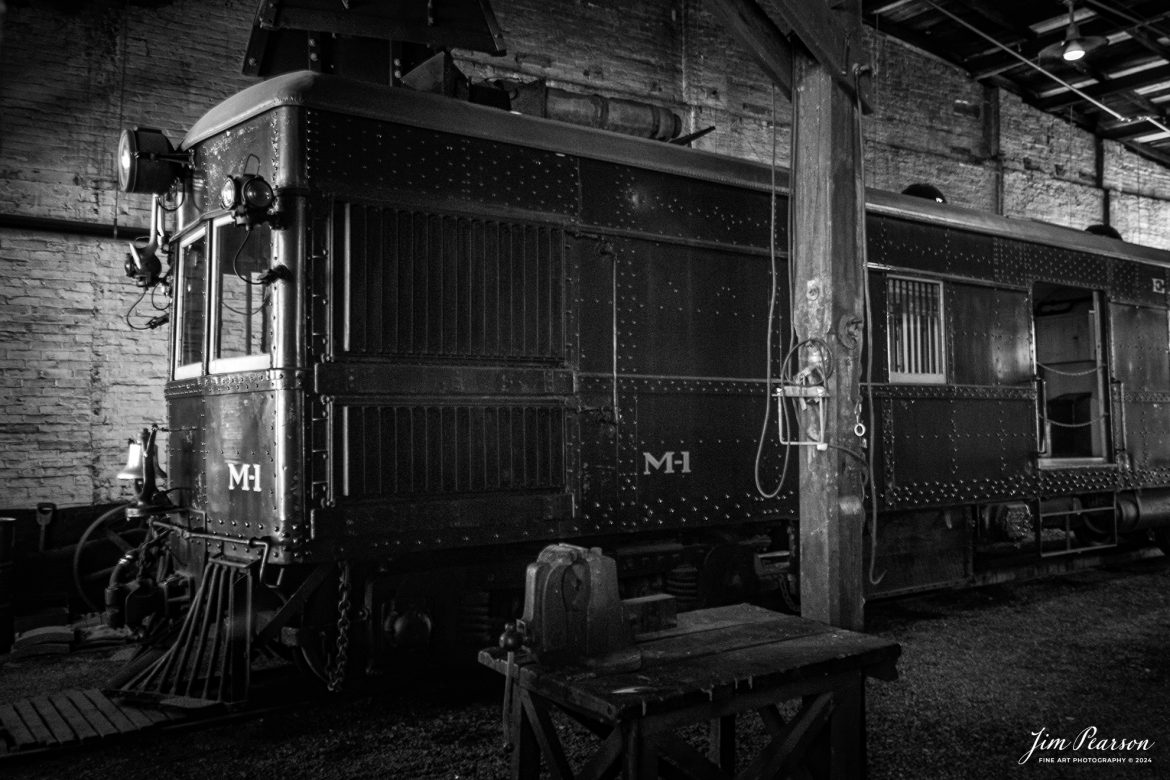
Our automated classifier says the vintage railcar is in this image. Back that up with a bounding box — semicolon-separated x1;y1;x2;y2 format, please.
110;70;1170;699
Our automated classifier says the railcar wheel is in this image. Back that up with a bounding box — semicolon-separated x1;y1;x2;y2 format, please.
1072;528;1112;548
72;503;145;612
1154;527;1170;557
699;543;759;607
288;566;353;687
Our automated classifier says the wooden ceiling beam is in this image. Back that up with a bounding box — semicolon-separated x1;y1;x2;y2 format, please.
708;0;871;111
1099;114;1169;140
703;0;794;101
990;71;1170;169
1037;64;1170;112
860;0;915;16
964;24;1075;81
867;0;1170;168
863;13;940;57
1081;0;1170;64
1120;137;1170;168
953;0;1037;44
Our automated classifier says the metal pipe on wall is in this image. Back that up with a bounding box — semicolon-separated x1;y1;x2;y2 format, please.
0;213;148;239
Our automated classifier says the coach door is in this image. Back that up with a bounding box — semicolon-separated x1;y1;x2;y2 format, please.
1032;281;1111;466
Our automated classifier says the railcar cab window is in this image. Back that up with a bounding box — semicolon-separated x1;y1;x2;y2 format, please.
887;276;946;384
171;219;274;380
174;230;207;379
1032;282;1109;464
211;217;273;373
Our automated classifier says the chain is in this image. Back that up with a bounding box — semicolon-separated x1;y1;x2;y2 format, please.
1037;361;1102;377
326;561;351;692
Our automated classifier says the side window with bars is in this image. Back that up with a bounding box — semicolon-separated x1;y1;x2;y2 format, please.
887;276;946;384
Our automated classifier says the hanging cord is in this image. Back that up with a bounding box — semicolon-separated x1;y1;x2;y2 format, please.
773;336;838;437
853;58;885;587
754;84;791;499
231;225;286;291
150;284;169;312
862;251;883;586
221;228;272;316
157;189;185;213
232;226;261;285
123;287;152;331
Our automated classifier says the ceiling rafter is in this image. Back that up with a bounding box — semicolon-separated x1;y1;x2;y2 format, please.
1037;63;1170;111
865;0;1170;170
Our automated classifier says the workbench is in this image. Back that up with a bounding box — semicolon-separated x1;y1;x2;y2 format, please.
479;603;900;779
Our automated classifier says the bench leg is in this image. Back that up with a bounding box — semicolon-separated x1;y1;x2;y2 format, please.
828;678;865;780
622;719;658;779
510;687;540;779
709;715;736;774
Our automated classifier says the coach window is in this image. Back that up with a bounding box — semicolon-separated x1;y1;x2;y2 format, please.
210;217;274;374
887;276;946;383
173;229;207;379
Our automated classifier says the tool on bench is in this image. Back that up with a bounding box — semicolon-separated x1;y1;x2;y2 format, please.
497;543;678;748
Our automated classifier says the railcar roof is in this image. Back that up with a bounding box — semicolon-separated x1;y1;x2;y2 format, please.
184;70;1170;269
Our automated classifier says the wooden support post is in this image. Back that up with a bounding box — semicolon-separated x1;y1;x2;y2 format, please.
791;1;868;631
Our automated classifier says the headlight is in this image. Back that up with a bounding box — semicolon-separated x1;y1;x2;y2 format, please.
222;174;277;227
219;178;237;210
116;127;184;195
241;175;274;209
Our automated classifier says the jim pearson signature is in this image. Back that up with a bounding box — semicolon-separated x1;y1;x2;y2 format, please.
1019;726;1155;765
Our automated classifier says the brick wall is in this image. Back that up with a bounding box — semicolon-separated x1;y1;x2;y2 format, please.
2;0;1170;507
0;0;254;508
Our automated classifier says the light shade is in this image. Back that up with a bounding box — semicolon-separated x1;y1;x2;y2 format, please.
1039;3;1107;63
1062;37;1086;62
117;127;182;195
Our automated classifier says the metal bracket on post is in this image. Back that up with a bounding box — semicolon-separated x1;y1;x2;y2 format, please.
776;385;830;451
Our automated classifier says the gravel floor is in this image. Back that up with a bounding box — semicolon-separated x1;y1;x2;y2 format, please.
3;556;1167;779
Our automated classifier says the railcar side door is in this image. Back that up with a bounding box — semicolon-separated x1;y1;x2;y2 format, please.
1106;265;1170;479
1032;281;1111;466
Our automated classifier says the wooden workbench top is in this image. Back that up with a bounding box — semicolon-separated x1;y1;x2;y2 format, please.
480;603;900;722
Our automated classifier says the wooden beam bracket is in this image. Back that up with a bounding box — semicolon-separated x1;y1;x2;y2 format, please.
774;0;872;112
705;0;872;111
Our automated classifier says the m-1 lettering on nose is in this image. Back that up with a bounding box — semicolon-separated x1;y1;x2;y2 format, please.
228;462;262;492
643;451;691;474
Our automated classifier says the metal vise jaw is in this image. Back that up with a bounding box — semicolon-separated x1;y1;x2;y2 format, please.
518;544;641;671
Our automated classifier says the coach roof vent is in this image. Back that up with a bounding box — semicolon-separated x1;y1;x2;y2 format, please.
902;183;947;204
1084;223;1122;240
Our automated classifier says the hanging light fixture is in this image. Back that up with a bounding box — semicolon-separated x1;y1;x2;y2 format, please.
1041;0;1107;62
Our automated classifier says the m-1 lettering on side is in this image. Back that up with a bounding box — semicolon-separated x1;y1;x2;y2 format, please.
228;462;262;492
643;451;691;475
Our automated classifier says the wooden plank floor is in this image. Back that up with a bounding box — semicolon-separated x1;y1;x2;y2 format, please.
0;689;182;754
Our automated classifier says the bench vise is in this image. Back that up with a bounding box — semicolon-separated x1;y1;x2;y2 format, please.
516;544;641;671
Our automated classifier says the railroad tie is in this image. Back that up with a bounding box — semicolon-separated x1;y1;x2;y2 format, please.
0;689;177;754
